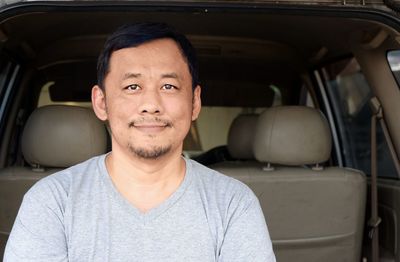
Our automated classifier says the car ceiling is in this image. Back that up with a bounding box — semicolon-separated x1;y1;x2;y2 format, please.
0;8;393;106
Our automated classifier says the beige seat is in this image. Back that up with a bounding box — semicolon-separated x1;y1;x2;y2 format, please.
226;114;258;161
213;106;366;262
0;105;108;258
210;114;262;175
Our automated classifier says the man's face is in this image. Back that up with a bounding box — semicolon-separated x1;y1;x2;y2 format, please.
92;38;201;160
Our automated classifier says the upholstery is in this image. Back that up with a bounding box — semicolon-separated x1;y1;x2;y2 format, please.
253;106;332;165
227;114;258;160
213;165;366;261
193;114;257;165
0;105;108;258
22;105;107;168
212;106;366;262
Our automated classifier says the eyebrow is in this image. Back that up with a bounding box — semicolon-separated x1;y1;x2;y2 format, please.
122;72;141;80
122;72;180;81
161;73;179;79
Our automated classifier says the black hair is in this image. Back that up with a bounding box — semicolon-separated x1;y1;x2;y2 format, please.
97;22;199;90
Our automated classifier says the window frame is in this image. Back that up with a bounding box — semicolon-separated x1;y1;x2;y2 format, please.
316;56;400;179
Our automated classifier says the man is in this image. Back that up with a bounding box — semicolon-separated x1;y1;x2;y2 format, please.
4;23;276;261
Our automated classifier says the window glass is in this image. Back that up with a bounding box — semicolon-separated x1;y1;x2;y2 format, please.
387;50;400;87
0;61;11;99
38;82;92;108
323;58;398;178
0;58;19;133
299;85;316;108
0;60;13;119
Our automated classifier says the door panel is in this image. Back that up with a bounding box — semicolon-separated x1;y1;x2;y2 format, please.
377;181;400;261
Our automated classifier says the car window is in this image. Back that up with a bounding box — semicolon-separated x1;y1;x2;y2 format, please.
323;58;398;178
387;50;400;88
0;60;12;100
38;81;92;108
0;58;18;123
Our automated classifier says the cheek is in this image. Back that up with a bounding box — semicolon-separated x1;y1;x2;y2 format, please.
166;96;193;122
105;101;134;131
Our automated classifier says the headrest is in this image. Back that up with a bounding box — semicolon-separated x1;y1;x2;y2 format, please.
22;105;108;168
253;106;332;165
227;114;258;160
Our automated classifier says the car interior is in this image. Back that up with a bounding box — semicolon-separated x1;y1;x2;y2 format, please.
1;3;400;261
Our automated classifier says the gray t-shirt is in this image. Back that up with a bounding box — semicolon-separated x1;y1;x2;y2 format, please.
4;155;276;262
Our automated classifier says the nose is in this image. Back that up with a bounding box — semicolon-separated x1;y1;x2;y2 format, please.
138;89;162;114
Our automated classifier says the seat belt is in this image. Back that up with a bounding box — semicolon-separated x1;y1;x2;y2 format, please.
368;97;400;262
374;102;400;177
369;97;382;262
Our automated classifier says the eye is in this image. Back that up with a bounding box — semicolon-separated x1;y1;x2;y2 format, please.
162;84;177;90
125;84;141;91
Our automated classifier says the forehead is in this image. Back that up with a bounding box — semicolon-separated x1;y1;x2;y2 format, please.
108;38;190;75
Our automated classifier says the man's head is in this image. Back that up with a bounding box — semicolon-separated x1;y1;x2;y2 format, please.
91;23;201;161
97;22;199;91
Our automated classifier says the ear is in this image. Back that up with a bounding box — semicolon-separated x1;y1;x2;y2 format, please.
191;85;202;121
91;85;108;121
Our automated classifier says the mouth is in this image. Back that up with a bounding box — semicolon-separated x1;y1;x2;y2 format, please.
128;119;172;134
134;123;168;128
134;125;167;134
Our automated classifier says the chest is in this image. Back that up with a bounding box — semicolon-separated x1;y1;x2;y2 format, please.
64;191;219;262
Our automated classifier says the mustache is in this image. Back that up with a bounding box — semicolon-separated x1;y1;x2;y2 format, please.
128;117;173;128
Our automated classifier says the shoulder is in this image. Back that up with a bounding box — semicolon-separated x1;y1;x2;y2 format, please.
188;158;254;194
187;158;257;209
24;154;105;208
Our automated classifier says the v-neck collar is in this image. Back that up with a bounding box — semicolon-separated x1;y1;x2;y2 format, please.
98;154;193;225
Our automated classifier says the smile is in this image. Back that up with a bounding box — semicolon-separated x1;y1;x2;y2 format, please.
129;118;172;129
134;123;168;127
132;123;170;134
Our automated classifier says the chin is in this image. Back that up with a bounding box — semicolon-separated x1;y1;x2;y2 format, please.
128;144;173;160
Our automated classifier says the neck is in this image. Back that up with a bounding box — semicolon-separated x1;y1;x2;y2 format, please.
106;147;185;186
105;145;186;212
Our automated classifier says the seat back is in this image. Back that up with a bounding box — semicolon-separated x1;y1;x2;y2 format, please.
213;106;366;262
226;114;258;160
0;105;108;258
195;114;258;166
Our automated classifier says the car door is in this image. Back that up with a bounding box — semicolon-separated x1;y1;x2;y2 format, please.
318;51;400;261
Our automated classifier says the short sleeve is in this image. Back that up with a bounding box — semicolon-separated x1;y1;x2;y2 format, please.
3;181;68;262
218;191;276;262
